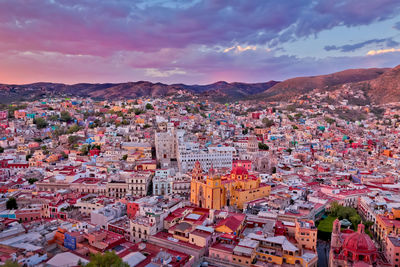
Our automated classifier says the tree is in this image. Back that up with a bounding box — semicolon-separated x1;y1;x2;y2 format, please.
286;105;296;112
364;220;374;230
330;201;341;217
350;214;361;228
60;111;72;122
28;178;38;185
134;109;145;115
3;260;20;267
67;124;80;134
329;201;363;229
145;103;154;110
85;251;129;267
258;143;269;150
122;155;128;161
68;135;80;145
294;113;303;119
262;118;274;127
48;114;59;121
41;145;49;155
34;117;48;129
61;151;68;159
6;197;18;210
54;126;66;137
324;117;336;124
80;144;89;156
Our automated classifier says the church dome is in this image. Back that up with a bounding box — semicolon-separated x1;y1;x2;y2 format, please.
231;166;248;176
342;224;376;254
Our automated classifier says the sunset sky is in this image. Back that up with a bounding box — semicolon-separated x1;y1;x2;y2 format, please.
1;0;400;84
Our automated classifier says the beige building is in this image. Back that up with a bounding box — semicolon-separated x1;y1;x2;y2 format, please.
155;129;178;162
76;197;107;215
130;216;157;242
127;172;152;197
106;181;128;199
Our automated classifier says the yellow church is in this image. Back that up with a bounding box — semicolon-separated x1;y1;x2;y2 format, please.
190;161;271;209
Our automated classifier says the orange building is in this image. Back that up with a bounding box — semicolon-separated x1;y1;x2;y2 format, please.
376;208;400;245
294;220;317;251
386;236;400;267
14;110;26;119
190;162;270;210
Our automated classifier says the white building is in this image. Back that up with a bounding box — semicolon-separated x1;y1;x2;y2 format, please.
177;145;235;173
153;169;174;196
90;202;126;229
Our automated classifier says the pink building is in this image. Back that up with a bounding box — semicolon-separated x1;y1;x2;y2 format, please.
0;111;7;120
232;160;252;172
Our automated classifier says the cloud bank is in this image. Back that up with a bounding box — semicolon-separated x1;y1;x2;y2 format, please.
0;0;399;84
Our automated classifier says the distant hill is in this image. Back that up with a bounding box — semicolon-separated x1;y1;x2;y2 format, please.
0;80;279;103
186;80;279;101
1;65;400;104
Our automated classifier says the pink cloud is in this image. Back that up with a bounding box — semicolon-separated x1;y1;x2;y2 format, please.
0;0;399;84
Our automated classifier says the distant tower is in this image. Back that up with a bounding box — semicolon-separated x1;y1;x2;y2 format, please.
192;161;203;181
190;161;204;207
247;136;258;153
331;218;342;252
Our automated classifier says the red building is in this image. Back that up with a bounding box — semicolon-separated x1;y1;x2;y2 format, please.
329;218;388;266
89;148;101;157
251;112;261;119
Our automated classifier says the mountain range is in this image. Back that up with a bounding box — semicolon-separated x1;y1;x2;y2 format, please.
1;65;399;104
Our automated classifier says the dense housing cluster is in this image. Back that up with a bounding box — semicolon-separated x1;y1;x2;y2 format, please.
0;95;399;267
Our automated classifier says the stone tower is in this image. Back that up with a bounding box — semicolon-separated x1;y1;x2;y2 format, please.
331;218;342;250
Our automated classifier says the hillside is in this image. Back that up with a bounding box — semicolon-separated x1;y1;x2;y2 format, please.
365;65;400;104
256;68;389;101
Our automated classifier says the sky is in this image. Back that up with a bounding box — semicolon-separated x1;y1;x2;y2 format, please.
1;0;400;85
